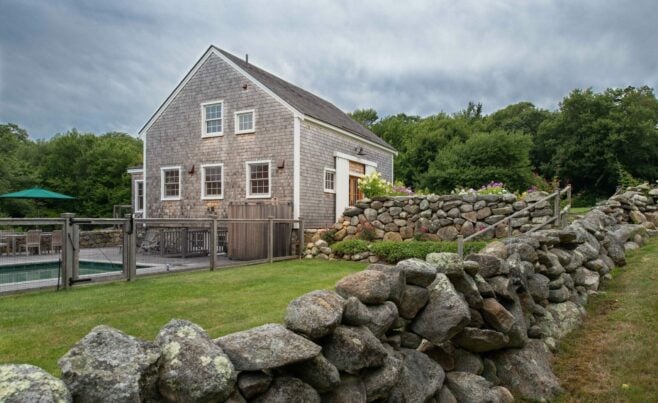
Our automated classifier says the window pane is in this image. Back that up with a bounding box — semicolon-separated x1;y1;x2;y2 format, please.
206;119;222;133
325;171;334;190
238;112;253;131
249;163;269;195
164;170;179;197
205;104;221;119
137;182;144;210
204;166;222;196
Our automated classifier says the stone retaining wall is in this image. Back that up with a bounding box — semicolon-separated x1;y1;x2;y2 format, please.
79;229;123;248
2;186;657;402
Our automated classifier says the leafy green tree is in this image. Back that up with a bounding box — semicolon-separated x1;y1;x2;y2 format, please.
348;108;379;128
535;87;658;195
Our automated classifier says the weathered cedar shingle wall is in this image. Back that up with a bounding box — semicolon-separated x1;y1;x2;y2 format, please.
299;120;394;228
144;54;294;218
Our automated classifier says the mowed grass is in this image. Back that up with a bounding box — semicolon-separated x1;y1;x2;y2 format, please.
0;259;365;374
553;237;658;402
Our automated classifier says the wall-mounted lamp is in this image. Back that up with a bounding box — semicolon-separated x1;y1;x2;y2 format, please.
277;159;285;169
355;147;366;156
188;164;195;175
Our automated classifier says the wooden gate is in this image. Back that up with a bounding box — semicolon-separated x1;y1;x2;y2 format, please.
227;202;293;260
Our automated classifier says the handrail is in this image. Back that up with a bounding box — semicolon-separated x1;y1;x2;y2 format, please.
0;218;66;226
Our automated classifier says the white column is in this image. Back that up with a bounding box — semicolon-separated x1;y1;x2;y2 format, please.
335;157;350;221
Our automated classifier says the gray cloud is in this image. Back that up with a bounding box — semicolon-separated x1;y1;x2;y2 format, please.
1;0;656;139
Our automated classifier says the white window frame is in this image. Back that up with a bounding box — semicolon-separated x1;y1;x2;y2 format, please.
323;168;336;193
160;166;182;201
201;163;224;200
134;179;144;212
245;160;272;199
234;109;256;134
201;100;224;138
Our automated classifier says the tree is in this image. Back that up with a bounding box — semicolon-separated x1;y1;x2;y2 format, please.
348;108;379;128
535;87;658;195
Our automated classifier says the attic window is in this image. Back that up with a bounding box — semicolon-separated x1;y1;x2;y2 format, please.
202;101;223;137
235;110;255;134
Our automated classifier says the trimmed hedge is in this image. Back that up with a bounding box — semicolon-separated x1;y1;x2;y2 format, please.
370;241;487;263
331;239;370;256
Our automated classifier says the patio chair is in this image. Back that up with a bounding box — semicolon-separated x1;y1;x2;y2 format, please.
139;229;160;254
20;230;42;256
0;231;10;256
50;229;63;254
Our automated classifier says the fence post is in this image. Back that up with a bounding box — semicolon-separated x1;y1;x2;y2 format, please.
268;216;274;263
298;217;304;259
71;222;80;282
457;235;464;259
210;218;217;271
128;215;137;280
60;213;75;290
553;184;561;228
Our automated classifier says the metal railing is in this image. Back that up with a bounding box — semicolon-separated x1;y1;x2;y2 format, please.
457;185;572;257
0;214;305;294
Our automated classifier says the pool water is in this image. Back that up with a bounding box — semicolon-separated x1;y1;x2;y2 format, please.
0;261;136;284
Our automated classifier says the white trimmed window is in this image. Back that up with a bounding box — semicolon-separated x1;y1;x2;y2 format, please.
246;160;271;198
201;163;224;199
161;166;182;200
201;101;223;137
324;168;336;193
235;109;255;134
135;180;144;212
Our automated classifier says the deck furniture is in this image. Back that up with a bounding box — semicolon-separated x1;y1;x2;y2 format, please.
20;230;42;255
139;230;160;254
0;231;11;256
50;230;63;254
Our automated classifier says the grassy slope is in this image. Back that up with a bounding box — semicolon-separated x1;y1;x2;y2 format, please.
0;260;365;374
553;237;658;402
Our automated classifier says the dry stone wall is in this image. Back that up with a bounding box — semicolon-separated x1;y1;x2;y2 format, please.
2;186;657;402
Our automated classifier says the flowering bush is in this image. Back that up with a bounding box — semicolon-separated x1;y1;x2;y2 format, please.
452;186;477;195
477;181;510;195
358;171;393;198
390;181;415;196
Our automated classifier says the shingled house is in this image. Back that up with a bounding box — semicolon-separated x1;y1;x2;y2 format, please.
129;45;396;228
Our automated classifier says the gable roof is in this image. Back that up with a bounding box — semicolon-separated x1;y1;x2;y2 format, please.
139;46;396;153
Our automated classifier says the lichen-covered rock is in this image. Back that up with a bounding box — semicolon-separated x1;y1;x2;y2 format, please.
284;354;340;393
487;276;516;301
453;327;510;353
284;290;345;339
451;273;483;309
252;377;320;403
399;285;430;319
336;270;391;304
366;264;405;304
321;325;388;373
444;371;503;403
362;349;403;400
321;374;366;403
491;339;563;401
386;349;445;402
453;349;484;375
436;385;458;403
237;371;272;400
465;254;508;278
155;320;236;402
341;296;371;326
58;325;160;403
480;241;508;259
396;258;437;287
363;301;399;338
481;298;516;333
0;364;71;403
574;267;600;290
410;273;471;344
536;301;585;339
426;252;464;278
216;324;321;371
527;273;550;302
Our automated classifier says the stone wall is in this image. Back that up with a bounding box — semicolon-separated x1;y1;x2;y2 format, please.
79;229;123;248
3;186;657;402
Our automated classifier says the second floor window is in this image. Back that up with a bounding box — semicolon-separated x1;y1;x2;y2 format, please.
202;101;223;137
161;167;181;200
202;164;223;199
135;180;144;211
235;110;255;134
246;161;270;198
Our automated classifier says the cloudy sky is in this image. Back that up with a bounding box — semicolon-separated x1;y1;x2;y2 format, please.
1;0;657;139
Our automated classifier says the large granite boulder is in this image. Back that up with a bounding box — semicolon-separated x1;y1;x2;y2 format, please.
252;377;320;403
444;371;509;403
216;324;321;371
336;270;391;304
399;285;430;319
58;325;160;402
465;254;508;278
363;301;399;338
321;374;367;403
321;325;388;373
155;319;236;402
481;298;516;333
362;349;403;400
366;264;405;304
491;339;563;401
386;349;445;402
0;364;71;402
237;372;272;400
284;290;345;339
284;354;340;393
396;259;437;287
453;327;510;353
410;273;470;344
426;252;464;278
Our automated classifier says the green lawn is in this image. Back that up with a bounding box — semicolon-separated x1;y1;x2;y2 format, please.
553;237;658;402
0;259;365;374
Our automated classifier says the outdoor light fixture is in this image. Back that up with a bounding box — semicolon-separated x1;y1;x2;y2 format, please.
355;146;366;156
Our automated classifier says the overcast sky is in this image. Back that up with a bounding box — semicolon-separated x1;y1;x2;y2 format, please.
1;0;657;139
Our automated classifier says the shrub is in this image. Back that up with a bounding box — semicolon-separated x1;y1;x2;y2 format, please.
359;223;377;241
331;239;370;256
370;241;486;263
358;171;393;198
477;181;510;195
321;229;337;244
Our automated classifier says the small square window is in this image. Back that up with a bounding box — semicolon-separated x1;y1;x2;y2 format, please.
246;161;270;198
235;110;255;134
161;167;181;200
202;101;223;137
135;180;144;211
324;169;335;193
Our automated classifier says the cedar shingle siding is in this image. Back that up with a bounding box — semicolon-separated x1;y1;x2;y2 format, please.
139;47;395;226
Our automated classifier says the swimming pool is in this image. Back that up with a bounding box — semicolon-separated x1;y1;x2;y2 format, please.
0;261;138;284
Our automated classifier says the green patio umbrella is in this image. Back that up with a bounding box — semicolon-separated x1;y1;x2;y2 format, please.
0;187;75;200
